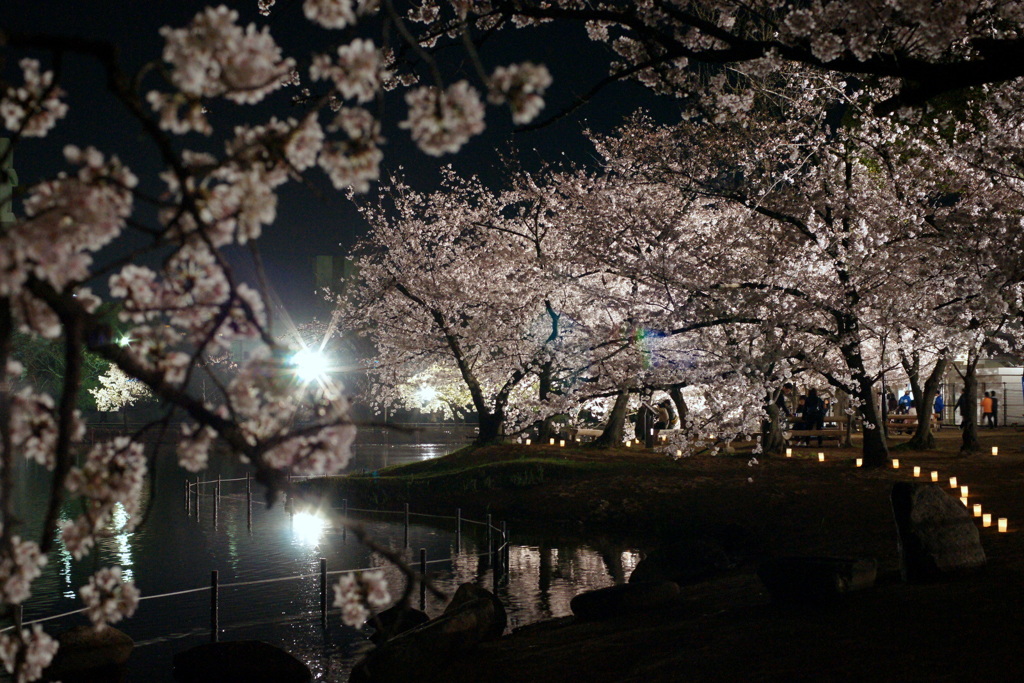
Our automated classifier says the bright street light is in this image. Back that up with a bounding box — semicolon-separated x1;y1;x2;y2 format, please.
415;385;438;404
292;348;330;383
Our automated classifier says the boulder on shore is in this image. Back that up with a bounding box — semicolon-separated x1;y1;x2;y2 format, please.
628;537;734;586
370;603;430;644
172;640;311;683
43;625;133;683
350;594;501;683
569;581;680;621
443;583;506;640
757;556;878;604
891;482;986;582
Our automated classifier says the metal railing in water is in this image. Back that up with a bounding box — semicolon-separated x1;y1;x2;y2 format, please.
2;475;510;645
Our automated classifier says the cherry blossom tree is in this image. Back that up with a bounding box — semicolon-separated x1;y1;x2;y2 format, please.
572;66;1008;467
89;364;154;413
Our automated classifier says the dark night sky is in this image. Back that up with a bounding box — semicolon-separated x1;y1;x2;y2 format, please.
2;0;679;322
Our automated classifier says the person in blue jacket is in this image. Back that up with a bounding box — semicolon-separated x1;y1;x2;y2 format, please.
933;394;945;430
897;390;913;414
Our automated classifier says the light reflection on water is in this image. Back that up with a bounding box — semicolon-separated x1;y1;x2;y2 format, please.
7;428;640;681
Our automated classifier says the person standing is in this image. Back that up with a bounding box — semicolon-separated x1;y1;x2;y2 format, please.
991;392;1000;428
955;390;968;429
933;393;945;430
804;388;826;446
981;391;994;429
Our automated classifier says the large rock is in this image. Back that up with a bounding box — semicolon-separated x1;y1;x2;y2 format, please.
350;596;500;683
443;583;506;640
569;581;680;621
172;640;312;683
757;557;878;605
891;482;986;582
369;603;430;645
628;538;734;586
43;626;133;682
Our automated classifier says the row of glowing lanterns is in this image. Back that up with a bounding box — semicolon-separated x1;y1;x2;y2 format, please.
524;436;686;457
786;446;1008;532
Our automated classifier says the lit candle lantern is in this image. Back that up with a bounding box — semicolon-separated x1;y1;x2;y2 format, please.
949;476;958;489
931;471;939;482
855;458;863;467
818;453;825;462
960;496;968;506
676;449;682;458
625;441;631;448
973;504;982;517
559;439;565;447
892;459;900;469
525;438;531;445
913;466;921;477
999;518;1008;533
983;513;992;527
786;448;792;458
549;438;555;446
992;446;999;456
961;485;968;497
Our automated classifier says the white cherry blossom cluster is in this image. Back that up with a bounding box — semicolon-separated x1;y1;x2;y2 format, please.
0;625;58;683
333;569;390;627
4;146;135;296
148;6;295;134
319;108;384;192
9;389;84;469
79;566;140;631
158;6;295;103
488;62;553;125
310;39;386;103
0;536;47;605
0;59;68;138
304;0;379;30
109;245;265;354
400;81;485;156
177;424;217;473
61;438;147;561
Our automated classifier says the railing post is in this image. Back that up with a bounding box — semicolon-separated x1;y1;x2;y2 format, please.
486;513;492;553
216;474;221;502
419;548;427;611
501;520;508;573
246;472;252;532
320;558;328;627
404;503;410;548
195;478;201;517
184;479;190;514
210;570;219;643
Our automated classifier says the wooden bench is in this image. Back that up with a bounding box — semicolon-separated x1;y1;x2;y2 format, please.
785;429;846;446
885;414;939;434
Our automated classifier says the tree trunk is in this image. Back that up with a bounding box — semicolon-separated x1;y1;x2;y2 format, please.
591;391;630;448
855;376;890;467
959;356;981;454
475;409;505;446
837;390;854;447
668;386;688;429
761;398;785;456
905;356;948;450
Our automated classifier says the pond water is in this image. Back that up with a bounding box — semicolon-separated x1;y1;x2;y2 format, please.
3;426;640;682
